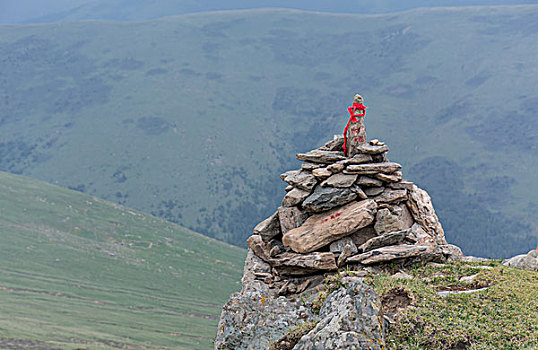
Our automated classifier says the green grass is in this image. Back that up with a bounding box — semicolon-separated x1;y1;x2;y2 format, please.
0;171;246;349
368;261;538;349
0;6;537;257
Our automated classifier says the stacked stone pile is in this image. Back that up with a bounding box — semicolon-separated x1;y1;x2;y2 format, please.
215;136;464;350
247;136;462;282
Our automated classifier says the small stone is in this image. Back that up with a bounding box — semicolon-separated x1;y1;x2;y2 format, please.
327;162;345;173
296;150;346;164
302;186;358;213
350;185;368;199
253;210;281;242
357;176;383;187
312;167;332;179
287;282;297;294
296;280;311;293
321;173;358;188
349;225;378;247
345;162;401;175
359;230;410;253
340;154;374;165
282;188;311;207
439;244;464;261
270;245;281;257
318;136;344;151
281;170;318;191
337;244;353;267
374;189;407;203
376;172;402;183
301;162;324;171
391;270;413;279
330;236;358;255
460;274;479;282
283;200;378;254
369;139;379;145
364;186;385;197
278;206;309;234
285;185;293;192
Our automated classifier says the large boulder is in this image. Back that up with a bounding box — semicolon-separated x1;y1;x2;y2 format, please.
406;185;447;245
502;249;538;271
293;280;385;350
283;200;377;254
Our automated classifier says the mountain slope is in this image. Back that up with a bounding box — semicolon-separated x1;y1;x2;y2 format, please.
0;7;537;257
0;171;245;349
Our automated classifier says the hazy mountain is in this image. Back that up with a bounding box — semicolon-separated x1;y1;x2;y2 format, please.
1;6;537;258
1;0;537;23
0;170;245;349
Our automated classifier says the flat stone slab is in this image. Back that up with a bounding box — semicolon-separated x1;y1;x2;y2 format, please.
347;244;436;265
357;176;383;187
356;143;389;154
283;200;378;254
344;162;402;175
302;186;358;213
296;150;346;164
321;173;358;188
373;189;408;204
375;172;402;183
281;170;318;191
282;188;311;207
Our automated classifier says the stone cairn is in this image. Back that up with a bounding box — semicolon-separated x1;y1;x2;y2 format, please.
215;99;463;349
247;136;461;285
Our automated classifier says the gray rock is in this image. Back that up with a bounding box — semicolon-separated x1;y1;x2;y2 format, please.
301;162;324;171
282;170;318;191
374;205;414;235
406;223;435;245
359;230;410;253
374;189;407;204
406;185;447;245
357;176;383;187
283;188;311;207
340;154;374;165
388;181;415;190
296;150;346;164
337;244;353;267
348;244;442;265
502;250;538;271
278;206;309;234
285;185;294;192
293;281;385;350
302;186;357;213
283;200;378;254
364;186;385;197
215;251;315;350
253;210;281;243
330;236;358;255
356;143;389;155
321;173;358;188
344;162;402;175
439;244;464;262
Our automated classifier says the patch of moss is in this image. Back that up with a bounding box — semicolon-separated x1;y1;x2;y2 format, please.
269;321;318;350
367;261;538;349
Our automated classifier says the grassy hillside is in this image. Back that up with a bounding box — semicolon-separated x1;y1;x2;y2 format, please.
0;171;246;349
2;0;536;24
0;7;537;258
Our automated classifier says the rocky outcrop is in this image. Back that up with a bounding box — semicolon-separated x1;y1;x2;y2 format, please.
216;135;460;349
502;249;538;271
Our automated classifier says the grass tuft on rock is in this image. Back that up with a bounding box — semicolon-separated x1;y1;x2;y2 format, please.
368;260;538;350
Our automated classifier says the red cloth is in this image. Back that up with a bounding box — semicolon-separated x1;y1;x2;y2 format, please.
343;103;367;155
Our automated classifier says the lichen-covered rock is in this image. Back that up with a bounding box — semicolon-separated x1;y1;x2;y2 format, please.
281;170;318;191
302;186;357;213
215;250;315;350
293;280;385;350
406;185;447;245
283;200;377;254
374;205;414;235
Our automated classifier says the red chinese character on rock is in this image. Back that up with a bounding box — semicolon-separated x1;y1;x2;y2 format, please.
342;94;368;157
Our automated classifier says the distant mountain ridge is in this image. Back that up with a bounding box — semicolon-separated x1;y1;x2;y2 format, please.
0;6;537;258
1;0;537;23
